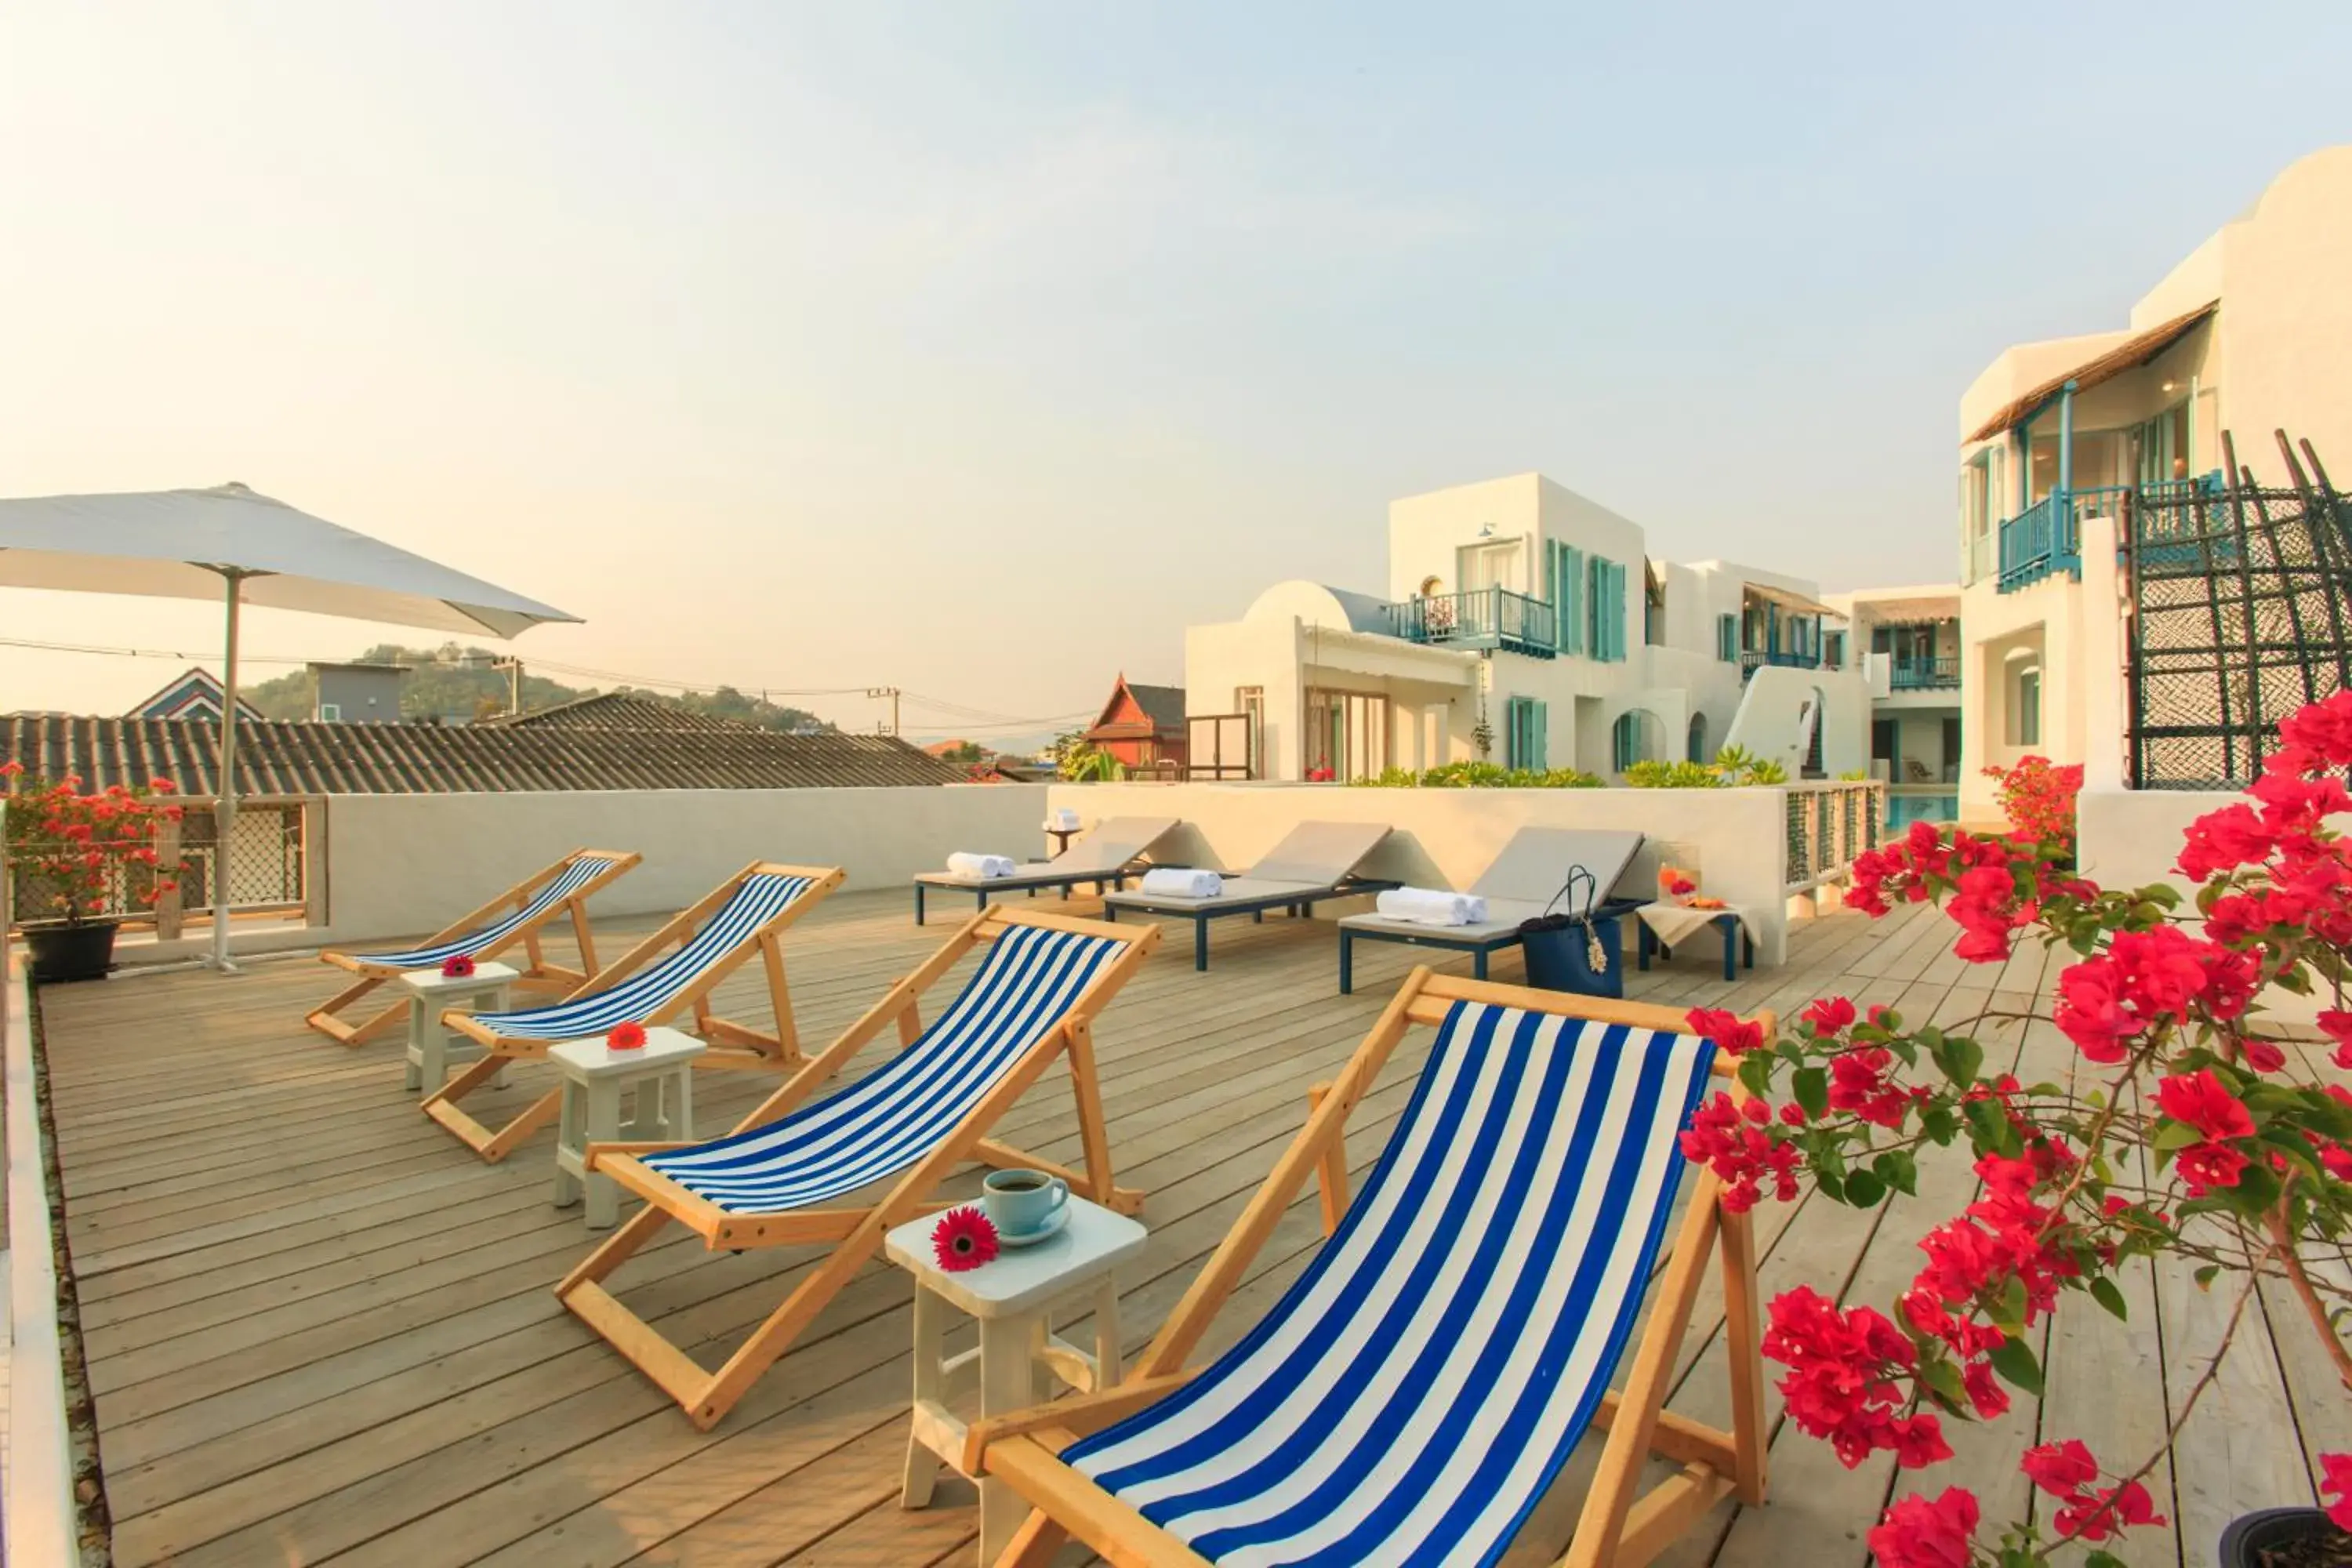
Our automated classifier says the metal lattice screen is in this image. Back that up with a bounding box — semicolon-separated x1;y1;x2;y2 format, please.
178;801;310;914
2127;448;2352;789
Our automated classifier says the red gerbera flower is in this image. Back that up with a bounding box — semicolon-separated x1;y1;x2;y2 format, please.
440;953;477;979
932;1206;999;1272
607;1020;648;1051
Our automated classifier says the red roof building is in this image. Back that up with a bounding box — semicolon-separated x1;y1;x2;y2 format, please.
1082;675;1186;774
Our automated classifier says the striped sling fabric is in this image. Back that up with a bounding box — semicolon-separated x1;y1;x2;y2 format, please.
1065;1000;1717;1567
355;855;622;968
468;873;814;1042
641;924;1122;1214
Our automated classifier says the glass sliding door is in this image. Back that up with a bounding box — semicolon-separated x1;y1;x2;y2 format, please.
1303;688;1390;781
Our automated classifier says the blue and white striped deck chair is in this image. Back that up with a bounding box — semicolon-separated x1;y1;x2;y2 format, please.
973;972;1773;1568
556;903;1160;1429
308;848;641;1046
423;861;844;1162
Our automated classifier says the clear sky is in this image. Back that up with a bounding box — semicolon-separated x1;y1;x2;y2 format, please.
3;3;2347;738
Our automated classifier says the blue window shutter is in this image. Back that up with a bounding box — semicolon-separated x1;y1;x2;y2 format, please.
1560;545;1583;654
1532;700;1548;770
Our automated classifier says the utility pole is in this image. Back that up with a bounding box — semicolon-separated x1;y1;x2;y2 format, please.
866;686;901;737
492;657;522;716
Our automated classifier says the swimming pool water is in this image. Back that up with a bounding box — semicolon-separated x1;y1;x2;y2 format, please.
1886;793;1959;829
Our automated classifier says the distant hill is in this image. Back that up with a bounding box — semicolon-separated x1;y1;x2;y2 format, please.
241;644;833;732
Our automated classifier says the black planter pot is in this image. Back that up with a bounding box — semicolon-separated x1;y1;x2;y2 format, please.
22;919;120;982
2220;1507;2350;1566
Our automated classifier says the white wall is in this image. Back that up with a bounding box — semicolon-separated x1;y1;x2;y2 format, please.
310;784;1047;948
1048;779;1801;964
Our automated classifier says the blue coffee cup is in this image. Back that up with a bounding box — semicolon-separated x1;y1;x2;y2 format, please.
982;1168;1068;1237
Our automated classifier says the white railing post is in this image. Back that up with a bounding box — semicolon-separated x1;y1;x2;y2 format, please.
5;942;83;1566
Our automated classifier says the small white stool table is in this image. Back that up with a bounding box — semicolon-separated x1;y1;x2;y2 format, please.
549;1028;703;1229
397;962;519;1093
885;1198;1147;1566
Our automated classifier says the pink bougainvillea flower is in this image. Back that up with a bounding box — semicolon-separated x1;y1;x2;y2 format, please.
1686;1007;1764;1056
2321;1452;2352;1532
1867;1487;1979;1568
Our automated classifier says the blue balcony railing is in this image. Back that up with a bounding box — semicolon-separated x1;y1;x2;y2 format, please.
1994;485;2140;592
1739;648;1820;682
1889;655;1958;691
1388;587;1558;658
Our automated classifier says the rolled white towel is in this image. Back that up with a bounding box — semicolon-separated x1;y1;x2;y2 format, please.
1376;887;1488;927
1140;866;1224;898
946;851;1018;880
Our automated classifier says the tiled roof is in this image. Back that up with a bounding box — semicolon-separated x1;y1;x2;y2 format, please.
474;693;767;733
125;666;263;724
1087;677;1187;741
0;715;967;796
1128;683;1188;733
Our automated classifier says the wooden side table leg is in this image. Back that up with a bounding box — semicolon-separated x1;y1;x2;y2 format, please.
583;1077;622;1229
901;1284;946;1509
1093;1278;1123;1391
404;996;427;1091
977;1312;1040;1564
552;1077;583;1210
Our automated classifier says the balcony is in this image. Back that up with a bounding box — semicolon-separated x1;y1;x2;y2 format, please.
1387;586;1558;658
1889;655;1958;691
1994;485;2132;592
1739;648;1820;681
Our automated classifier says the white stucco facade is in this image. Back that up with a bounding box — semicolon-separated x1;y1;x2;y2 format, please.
1947;148;2352;818
1185;473;1871;783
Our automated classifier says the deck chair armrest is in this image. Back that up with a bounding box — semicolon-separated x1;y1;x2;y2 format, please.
583;1139;694;1168
1305;1081;1350;1236
961;1371;1199;1474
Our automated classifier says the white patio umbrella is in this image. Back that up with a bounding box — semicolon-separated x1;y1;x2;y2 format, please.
0;482;580;970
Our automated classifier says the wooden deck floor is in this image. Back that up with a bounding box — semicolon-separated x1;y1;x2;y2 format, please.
32;887;2340;1566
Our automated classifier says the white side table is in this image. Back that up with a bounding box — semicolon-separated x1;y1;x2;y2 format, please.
549;1028;703;1229
397;962;519;1093
884;1198;1147;1565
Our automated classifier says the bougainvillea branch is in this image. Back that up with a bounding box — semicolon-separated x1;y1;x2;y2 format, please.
1679;695;2352;1565
1;765;189;927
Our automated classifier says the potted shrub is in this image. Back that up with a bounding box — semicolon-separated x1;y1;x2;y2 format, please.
1676;691;2352;1566
2;765;187;982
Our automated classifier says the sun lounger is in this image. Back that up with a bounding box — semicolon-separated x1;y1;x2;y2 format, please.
912;816;1181;924
968;971;1771;1568
1101;821;1394;970
556;904;1160;1428
307;848;641;1044
1334;826;1646;993
421;862;842;1161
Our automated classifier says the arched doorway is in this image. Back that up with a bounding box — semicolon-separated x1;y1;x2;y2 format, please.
1686;712;1710;764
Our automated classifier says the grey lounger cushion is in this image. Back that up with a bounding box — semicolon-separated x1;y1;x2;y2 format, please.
1338;827;1646;938
916;816;1180;890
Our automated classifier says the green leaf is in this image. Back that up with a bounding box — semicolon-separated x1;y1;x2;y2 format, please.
1945;1036;1984;1088
2086;1550;2129;1568
2089;1276;2129;1322
1738;1054;1774;1102
2151;1120;2206;1152
1842;1169;1887;1208
2215;1162;2284;1221
1873;1149;1919;1196
1988;1334;2044;1396
1963;1098;2022;1158
1916;1358;1967;1412
1814;1168;1846;1204
1919;1104;1960;1146
1792;1067;1831;1123
1994;1275;2030;1334
2194;1263;2222;1290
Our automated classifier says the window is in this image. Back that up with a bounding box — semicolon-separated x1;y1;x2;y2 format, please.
1305;688;1389;780
1686;712;1709;764
1643;565;1666;647
1235;687;1264;779
2016;668;2042;747
1504;695;1547;771
1552;541;1584;655
1588;556;1626;662
318;702;342;723
1458;542;1515;593
1611;711;1639;771
1824;630;1846;670
1716;612;1737;662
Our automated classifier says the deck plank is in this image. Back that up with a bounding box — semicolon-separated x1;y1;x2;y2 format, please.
27;883;2312;1566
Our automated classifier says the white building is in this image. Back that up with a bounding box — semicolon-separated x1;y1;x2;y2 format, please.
1824;584;1963;819
1185;473;1871;783
1951;147;2352;818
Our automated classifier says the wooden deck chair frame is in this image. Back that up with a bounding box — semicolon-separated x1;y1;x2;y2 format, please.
968;970;1771;1568
554;903;1160;1431
421;861;843;1163
306;848;643;1046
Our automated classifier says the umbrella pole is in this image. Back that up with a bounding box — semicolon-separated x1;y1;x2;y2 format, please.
211;574;244;973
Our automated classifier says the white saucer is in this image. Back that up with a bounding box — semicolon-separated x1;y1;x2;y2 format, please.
993;1206;1070;1249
